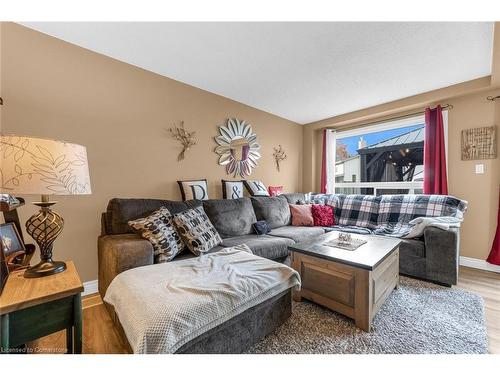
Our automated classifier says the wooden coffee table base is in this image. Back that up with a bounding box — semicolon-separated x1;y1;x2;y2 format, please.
291;249;399;332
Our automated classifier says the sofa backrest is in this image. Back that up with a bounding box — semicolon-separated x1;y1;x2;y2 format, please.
308;193;467;229
281;193;305;204
251;195;291;229
104;198;200;235
202;197;257;238
336;194;381;229
377;194;468;226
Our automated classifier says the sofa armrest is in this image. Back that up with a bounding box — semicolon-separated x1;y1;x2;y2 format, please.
98;234;154;298
423;226;460;286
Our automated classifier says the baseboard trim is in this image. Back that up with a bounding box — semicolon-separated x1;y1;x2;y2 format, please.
460;256;500;273
82;279;98;296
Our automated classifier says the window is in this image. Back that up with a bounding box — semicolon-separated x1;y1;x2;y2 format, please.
328;112;448;195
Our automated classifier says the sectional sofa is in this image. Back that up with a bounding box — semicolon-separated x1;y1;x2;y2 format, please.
98;192;463;304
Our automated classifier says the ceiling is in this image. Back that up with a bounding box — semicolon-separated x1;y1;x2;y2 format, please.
21;22;494;124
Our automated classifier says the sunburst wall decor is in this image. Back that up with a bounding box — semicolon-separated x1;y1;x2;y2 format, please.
214;118;261;178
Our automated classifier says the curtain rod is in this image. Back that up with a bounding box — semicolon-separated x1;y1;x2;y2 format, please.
327;104;453;131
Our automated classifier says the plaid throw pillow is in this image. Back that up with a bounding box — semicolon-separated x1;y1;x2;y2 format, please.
173;206;222;256
337;195;380;229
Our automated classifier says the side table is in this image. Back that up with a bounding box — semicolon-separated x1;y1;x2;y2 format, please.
0;260;84;354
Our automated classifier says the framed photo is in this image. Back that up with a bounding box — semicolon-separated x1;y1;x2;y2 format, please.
0;247;8;294
1;222;26;258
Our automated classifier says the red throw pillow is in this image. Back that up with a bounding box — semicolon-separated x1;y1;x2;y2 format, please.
311;204;335;227
268;185;283;196
290;204;314;226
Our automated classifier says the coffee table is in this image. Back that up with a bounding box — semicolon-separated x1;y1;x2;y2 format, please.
289;232;401;332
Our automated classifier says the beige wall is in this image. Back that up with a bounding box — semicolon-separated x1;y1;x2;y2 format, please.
0;23;303;282
303;83;500;262
1;21;499;281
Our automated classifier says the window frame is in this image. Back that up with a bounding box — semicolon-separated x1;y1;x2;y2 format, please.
327;111;448;195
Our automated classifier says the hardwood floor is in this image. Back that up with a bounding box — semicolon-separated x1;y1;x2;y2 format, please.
29;266;500;354
456;266;500;354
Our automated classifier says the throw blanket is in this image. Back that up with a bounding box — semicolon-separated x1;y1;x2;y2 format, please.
104;245;301;354
404;216;462;238
373;195;467;238
310;193;467;238
325;225;373;235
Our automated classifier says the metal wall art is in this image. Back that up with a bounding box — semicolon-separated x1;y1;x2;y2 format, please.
214;118;260;178
461;126;497;161
273;145;287;172
168;121;196;161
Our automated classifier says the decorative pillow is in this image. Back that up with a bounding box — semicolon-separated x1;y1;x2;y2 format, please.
173;206;222;255
290;204;314;226
312;204;335;227
128;207;185;263
252;220;271;235
244;180;269;196
221;179;244;199
268;185;283;197
177;179;209;201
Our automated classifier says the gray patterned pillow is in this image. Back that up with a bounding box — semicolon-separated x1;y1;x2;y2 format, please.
128;207;185;263
173;206;222;256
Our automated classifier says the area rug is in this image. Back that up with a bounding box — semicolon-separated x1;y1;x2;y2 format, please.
248;277;488;354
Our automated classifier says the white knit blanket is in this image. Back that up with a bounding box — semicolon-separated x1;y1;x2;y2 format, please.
103;246;301;354
404;216;462;238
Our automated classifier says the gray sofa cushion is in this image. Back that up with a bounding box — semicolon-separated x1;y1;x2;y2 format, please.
399;238;425;258
400;253;426;279
251;196;291;229
220;235;294;259
268;226;326;243
105;198;200;235
282;193;306;204
203;198;257;239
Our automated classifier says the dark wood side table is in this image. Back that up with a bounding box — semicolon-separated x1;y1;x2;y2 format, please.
0;261;84;354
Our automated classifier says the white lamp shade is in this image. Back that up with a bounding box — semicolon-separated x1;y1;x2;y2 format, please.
0;135;91;195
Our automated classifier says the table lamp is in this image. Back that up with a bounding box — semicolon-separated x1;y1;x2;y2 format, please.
0;135;91;278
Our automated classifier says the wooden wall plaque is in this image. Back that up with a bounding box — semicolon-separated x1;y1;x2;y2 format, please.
461;126;497;160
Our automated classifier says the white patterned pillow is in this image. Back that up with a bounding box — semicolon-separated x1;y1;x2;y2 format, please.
173;206;223;255
128;207;185;263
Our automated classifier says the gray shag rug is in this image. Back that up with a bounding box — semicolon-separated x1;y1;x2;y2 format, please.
248;277;488;354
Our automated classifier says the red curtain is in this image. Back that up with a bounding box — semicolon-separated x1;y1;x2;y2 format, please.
320;129;327;194
487;188;500;266
423;105;448;195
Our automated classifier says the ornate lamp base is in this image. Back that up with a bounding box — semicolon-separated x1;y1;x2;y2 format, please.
24;259;66;278
24;194;66;278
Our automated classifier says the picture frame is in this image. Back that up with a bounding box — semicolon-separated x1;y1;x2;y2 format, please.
1;222;26;269
0;245;8;295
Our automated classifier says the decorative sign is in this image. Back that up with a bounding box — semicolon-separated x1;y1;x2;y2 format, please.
273;145;287;172
461;126;497;160
168;121;196;161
